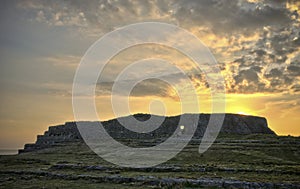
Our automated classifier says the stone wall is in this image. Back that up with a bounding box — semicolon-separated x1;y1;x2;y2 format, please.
19;113;275;153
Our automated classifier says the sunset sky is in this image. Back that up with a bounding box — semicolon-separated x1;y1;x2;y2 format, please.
0;0;300;150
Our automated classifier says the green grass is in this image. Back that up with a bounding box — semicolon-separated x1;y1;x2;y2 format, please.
0;134;299;188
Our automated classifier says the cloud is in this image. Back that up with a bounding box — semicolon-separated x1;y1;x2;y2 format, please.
16;0;175;38
16;0;293;36
97;78;174;97
291;84;300;93
13;0;300;97
41;55;81;68
287;63;300;76
266;68;282;78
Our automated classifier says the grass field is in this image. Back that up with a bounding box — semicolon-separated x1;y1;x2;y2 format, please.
0;134;299;188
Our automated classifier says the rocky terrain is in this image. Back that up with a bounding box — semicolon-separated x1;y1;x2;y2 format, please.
1;134;299;188
19;113;275;153
1;113;299;188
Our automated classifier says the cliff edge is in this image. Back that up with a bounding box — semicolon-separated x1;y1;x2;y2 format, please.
19;113;275;153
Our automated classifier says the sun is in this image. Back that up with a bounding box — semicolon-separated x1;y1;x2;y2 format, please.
237;111;250;115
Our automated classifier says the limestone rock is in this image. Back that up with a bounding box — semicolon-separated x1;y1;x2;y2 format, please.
19;113;275;153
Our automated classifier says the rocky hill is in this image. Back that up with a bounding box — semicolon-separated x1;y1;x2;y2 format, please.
19;113;275;153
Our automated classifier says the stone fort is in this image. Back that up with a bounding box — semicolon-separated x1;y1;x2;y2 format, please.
19;113;275;153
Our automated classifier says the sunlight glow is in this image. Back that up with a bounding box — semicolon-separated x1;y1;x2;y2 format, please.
237;111;250;115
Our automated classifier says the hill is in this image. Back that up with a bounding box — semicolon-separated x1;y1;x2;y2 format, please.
1;114;299;188
19;113;275;153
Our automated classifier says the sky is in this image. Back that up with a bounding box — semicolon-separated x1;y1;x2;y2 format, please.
0;0;300;149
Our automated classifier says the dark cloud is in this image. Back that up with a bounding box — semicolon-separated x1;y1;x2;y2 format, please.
291;84;300;93
17;0;295;36
234;69;259;84
251;66;263;72
172;0;292;35
97;79;172;98
251;49;267;57
287;64;300;76
14;0;300;96
266;68;283;78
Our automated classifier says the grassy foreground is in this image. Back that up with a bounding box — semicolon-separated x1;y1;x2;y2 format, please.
0;134;299;188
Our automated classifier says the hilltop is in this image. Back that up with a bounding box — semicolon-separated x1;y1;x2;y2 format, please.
2;114;298;188
19;113;275;153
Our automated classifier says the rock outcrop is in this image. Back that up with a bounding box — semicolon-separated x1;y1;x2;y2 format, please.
19;113;275;153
